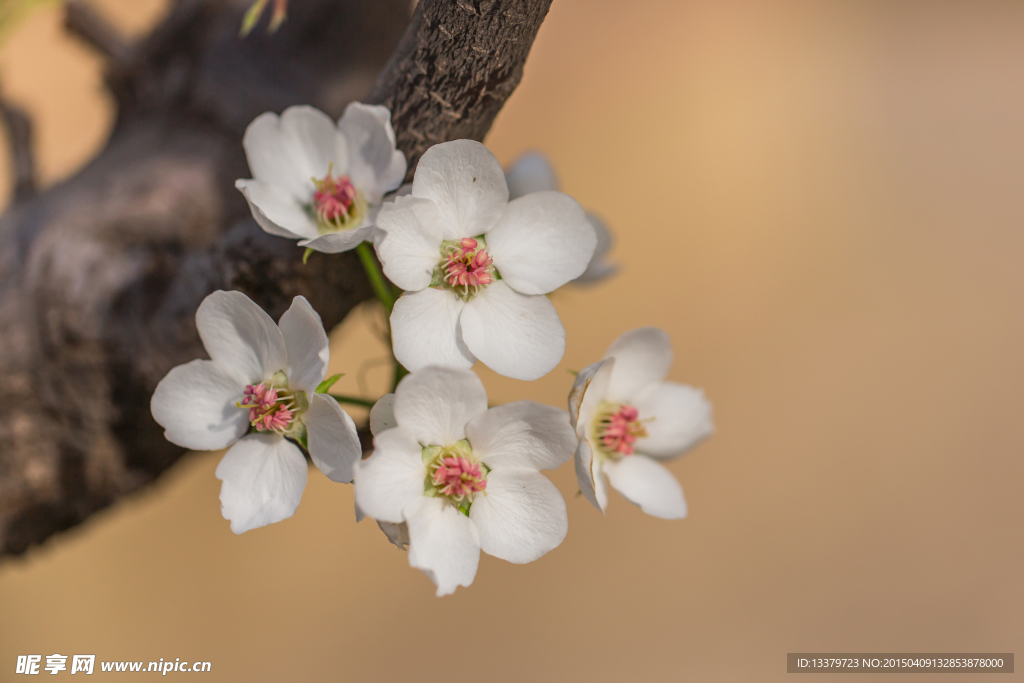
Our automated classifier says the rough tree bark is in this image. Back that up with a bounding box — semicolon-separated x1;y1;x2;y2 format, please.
0;0;552;557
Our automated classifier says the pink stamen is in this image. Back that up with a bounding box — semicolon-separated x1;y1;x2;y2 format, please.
431;456;487;500
599;405;648;456
238;383;296;433
443;238;494;293
312;169;357;224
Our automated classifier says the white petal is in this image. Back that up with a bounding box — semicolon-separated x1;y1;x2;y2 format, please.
487;191;596;295
235;179;318;240
388;183;413;201
404;496;480;597
604;327;673;402
393;366;488;446
572;213;618;285
369;393;396;436
469;467;567;564
411;140;508;239
376;520;410;550
242;106;347;199
196;290;287;383
241;112;307;198
595;461;608;511
150;359;249;450
573;437;606;513
632;382;714;459
298;224;374;254
575;259;618;285
390;288;475;373
504;151;559;199
460;281;564;381
214;434;308;533
374;195;444;291
603;455;687;519
304;393;362;483
466;401;575;471
353;428;426;524
568;358;614;434
279;295;329;395
338;102;407;203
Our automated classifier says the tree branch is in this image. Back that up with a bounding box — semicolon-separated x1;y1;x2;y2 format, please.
369;0;553;179
0;0;551;557
64;0;133;68
0;88;37;204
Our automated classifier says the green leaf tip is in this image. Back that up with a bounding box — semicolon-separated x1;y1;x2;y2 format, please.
315;374;343;394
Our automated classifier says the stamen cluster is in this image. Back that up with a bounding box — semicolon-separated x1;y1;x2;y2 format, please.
238;383;297;433
597;404;648;457
430;455;488;501
442;238;494;295
312;165;360;230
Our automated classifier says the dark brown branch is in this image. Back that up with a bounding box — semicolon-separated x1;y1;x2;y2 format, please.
369;0;553;179
0;90;37;204
64;0;134;68
0;0;551;557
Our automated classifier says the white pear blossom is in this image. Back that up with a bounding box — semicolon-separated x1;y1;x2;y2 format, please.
373;139;597;381
150;291;361;533
569;327;713;519
505;151;617;284
235;103;406;254
354;366;576;596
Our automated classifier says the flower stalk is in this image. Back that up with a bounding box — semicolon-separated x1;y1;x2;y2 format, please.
356;241;396;315
329;393;377;410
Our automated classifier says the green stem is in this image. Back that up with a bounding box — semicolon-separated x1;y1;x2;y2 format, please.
392;363;409;392
356;241;395;315
329;394;377;410
355;241;408;390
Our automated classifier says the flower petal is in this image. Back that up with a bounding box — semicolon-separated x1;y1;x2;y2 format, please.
573;437;606;513
374;195;444;291
594;458;608;511
568;357;614;434
214;434;308;533
353;428;426;524
460;281;564;381
337;102;407;203
504;151;559;199
411;140;508;239
376;520;410;550
604;326;673;402
390;288;475;373
241;113;307;198
279;295;328;395
150;359;249;450
466;401;575;472
304;393;362;483
572;213;618;285
632;382;714;459
235;179;317;240
393;366;488;446
469;467;567;564
603;455;687;519
404;496;481;597
196;290;287;383
369;393;396;436
298;224;374;254
242;106;347;199
487;191;596;295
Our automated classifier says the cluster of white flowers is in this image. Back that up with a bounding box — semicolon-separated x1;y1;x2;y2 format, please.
150;104;713;596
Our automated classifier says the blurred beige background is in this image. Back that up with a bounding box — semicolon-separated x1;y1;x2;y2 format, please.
2;1;1023;680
